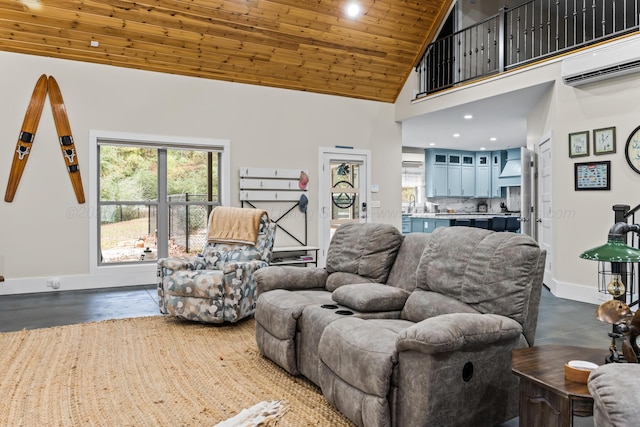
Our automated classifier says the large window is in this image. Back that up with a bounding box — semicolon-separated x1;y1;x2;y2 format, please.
97;138;224;265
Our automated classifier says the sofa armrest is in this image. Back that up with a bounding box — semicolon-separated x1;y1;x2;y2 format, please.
254;266;328;293
396;313;522;354
157;255;206;271
588;363;640;426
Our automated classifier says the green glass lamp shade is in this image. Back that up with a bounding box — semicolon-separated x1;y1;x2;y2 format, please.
580;238;640;262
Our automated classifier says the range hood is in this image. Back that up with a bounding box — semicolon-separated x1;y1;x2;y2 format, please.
499;159;522;186
499;160;521;178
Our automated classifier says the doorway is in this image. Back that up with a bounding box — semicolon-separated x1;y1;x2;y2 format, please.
318;148;370;266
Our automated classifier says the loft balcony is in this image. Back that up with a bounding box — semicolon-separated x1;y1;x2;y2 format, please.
415;0;640;98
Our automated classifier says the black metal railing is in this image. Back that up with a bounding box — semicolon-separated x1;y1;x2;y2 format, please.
416;0;640;97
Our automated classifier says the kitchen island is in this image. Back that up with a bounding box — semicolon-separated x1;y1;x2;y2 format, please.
402;213;520;234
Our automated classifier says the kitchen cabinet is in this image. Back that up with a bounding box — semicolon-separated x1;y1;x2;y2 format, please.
426;149;476;197
432;163;448;197
491;151;507;198
402;215;411;234
407;217;454;233
475;152;491;197
461;155;475;197
410;217;431;233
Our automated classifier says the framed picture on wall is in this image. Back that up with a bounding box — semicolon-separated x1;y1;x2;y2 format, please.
574;160;610;191
569;131;590;158
593;127;616;155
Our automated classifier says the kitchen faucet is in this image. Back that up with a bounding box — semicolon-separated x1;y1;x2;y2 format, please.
408;194;416;213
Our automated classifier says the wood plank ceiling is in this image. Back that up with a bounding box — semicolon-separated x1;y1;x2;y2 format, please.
0;0;452;103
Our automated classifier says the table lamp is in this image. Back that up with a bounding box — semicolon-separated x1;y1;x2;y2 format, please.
580;222;640;363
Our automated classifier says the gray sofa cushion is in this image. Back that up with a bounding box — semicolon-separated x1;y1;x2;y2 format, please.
254;289;309;339
326;223;403;290
416;227;542;326
320;317;398;397
402;290;478;323
386;232;431;292
588;363;640;427
326;272;374;292
332;283;410;312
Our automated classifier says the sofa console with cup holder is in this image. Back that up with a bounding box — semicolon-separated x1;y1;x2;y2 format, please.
254;223;546;427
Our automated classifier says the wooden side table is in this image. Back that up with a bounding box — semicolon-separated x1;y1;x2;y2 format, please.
512;345;605;427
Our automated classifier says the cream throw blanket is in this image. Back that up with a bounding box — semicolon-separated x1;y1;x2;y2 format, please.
207;206;268;245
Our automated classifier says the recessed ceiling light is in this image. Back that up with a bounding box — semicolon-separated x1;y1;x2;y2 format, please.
490;137;497;141
429;143;436;146
21;0;42;9
346;3;360;17
464;115;473;119
453;133;460;138
479;147;486;151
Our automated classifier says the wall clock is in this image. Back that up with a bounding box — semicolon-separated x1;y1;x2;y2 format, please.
624;125;640;174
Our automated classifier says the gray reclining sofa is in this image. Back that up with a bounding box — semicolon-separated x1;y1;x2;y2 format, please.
254;223;546;427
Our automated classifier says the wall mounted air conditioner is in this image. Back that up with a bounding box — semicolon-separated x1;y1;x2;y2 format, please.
402;151;425;168
561;36;640;86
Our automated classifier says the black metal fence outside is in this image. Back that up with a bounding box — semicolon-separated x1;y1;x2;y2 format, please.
168;193;217;254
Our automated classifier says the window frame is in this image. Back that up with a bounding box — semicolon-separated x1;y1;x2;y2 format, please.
88;130;230;281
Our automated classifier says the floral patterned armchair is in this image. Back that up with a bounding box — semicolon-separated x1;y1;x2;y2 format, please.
157;208;276;323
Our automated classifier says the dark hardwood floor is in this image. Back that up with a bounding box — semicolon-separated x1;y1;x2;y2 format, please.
0;284;612;427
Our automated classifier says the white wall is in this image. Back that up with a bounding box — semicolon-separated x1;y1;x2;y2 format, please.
0;51;401;294
395;34;640;304
458;0;522;28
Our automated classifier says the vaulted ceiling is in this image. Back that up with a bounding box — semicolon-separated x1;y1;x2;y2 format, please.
0;0;452;103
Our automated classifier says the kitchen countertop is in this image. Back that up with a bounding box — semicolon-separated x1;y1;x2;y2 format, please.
405;212;520;219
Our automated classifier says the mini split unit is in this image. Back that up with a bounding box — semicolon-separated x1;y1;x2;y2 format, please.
561;36;640;86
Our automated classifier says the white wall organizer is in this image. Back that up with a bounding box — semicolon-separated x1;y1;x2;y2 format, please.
240;167;315;265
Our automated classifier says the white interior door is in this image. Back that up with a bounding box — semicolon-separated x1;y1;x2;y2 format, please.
318;148;370;267
538;136;553;290
519;147;535;237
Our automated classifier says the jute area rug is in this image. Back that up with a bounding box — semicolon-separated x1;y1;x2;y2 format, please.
0;316;354;426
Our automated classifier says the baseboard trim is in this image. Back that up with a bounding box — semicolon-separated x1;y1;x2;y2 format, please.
0;265;156;295
544;276;606;306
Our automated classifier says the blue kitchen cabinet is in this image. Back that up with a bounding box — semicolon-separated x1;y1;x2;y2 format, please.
402;215;411;234
475;152;491;197
427;149;476;197
408;217;452;233
491;151;507;198
410;217;429;233
461;153;475;197
426;150;449;197
433;164;448;197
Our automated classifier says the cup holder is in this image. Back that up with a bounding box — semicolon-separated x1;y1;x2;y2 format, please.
335;310;354;315
321;304;339;309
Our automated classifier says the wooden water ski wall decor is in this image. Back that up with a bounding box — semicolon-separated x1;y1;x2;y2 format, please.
4;74;48;202
4;75;85;204
47;76;85;204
